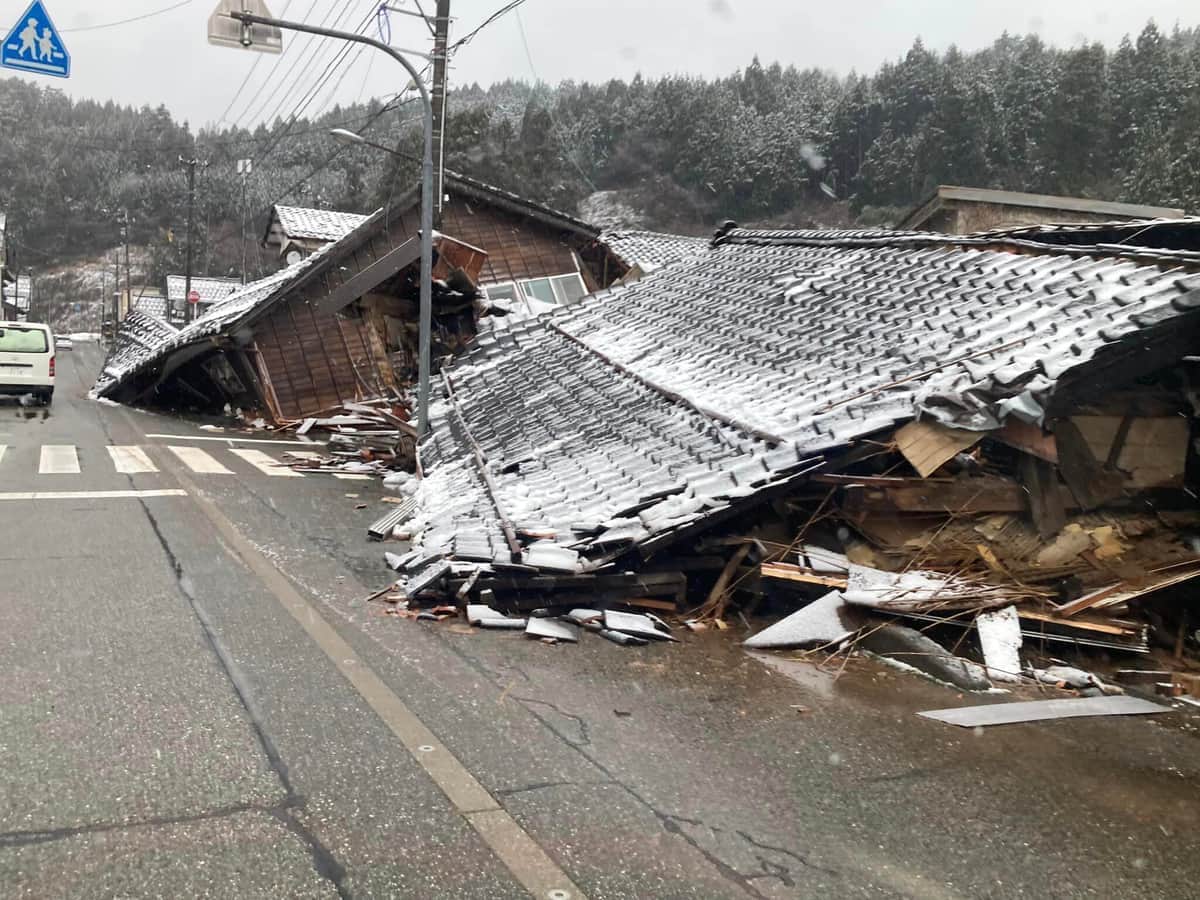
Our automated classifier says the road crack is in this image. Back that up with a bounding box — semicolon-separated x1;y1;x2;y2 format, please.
0;799;297;849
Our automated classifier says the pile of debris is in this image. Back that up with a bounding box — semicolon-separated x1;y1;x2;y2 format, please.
279;399;418;476
364;222;1200;691
738;414;1200;695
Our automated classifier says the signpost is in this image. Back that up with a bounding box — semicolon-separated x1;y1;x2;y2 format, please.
2;1;69;78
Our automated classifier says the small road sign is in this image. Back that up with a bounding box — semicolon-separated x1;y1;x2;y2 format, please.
187;290;201;305
2;1;69;79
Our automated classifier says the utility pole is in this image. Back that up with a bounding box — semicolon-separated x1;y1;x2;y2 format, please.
430;0;451;213
237;158;253;284
122;208;132;323
179;156;206;323
112;253;120;338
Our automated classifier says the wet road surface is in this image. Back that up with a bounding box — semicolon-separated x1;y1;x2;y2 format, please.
1;344;1198;898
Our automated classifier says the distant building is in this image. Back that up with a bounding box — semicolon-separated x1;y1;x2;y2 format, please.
898;185;1184;234
262;206;371;266
165;275;241;322
131;290;169;321
3;274;31;321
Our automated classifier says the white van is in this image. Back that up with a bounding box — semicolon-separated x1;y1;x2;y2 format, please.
0;321;55;405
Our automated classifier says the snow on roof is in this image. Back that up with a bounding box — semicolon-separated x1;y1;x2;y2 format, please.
404;222;1200;577
600;229;710;272
274;205;371;243
166;275;241;304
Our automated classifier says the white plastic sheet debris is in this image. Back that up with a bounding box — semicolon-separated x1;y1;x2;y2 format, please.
918;695;1167;728
975;606;1022;683
525;618;581;642
602;610;678;642
743;591;860;649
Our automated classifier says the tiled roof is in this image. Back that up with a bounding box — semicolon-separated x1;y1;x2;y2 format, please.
406;224;1200;577
93;205;444;400
93;310;179;396
599;230;710;272
275;205;371;243
94;227;360;399
133;294;168;319
165;275;241;304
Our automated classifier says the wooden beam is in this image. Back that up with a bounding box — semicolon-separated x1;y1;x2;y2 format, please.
1018;453;1067;538
311;237;421;317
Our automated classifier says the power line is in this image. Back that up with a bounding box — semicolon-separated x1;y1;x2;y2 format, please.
513;7;596;192
59;0;192;33
449;0;527;53
230;0;335;128
249;4;377;164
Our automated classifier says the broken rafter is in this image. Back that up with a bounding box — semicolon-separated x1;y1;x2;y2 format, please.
440;370;523;562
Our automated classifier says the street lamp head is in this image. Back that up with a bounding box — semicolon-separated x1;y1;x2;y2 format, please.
329;128;366;146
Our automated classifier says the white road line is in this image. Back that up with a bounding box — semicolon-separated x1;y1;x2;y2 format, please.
0;489;188;501
168;445;233;475
333;474;372;481
144;433;325;446
39;445;80;474
285;451;323;461
230;447;304;477
0;445;5;465
107;445;158;474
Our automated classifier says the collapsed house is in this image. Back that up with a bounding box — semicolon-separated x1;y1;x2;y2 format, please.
94;198;487;422
391;218;1200;681
101;175;703;424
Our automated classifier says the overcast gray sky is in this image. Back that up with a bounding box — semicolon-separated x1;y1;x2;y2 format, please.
7;0;1199;129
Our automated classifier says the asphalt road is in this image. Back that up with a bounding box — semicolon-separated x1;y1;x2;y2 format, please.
1;344;1198;899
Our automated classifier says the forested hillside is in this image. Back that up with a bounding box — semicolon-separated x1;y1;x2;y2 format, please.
2;21;1198;282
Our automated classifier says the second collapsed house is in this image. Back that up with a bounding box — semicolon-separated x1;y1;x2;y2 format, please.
397;218;1200;640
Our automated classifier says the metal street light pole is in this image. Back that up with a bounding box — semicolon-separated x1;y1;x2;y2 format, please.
225;9;435;437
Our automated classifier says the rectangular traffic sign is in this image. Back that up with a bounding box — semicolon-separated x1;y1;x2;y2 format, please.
2;1;69;78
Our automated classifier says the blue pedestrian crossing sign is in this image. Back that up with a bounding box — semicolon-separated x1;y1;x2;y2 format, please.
2;1;70;79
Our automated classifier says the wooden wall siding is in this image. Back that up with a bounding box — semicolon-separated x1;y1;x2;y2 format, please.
254;295;393;421
441;199;579;284
248;210;419;420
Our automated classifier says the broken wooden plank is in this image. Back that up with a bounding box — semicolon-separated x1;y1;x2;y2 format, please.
703;542;752;619
760;561;849;589
993;418;1058;463
1055;561;1200;617
842;475;1073;515
894;420;982;477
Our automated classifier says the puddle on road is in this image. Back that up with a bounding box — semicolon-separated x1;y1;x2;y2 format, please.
749;651;840;699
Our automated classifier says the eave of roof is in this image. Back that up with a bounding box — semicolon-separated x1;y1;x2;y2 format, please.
899;185;1185;230
444;170;599;238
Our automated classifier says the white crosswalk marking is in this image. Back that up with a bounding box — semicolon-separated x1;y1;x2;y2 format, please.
39;445;80;474
168;445;233;474
107;445;158;474
230;447;304;477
